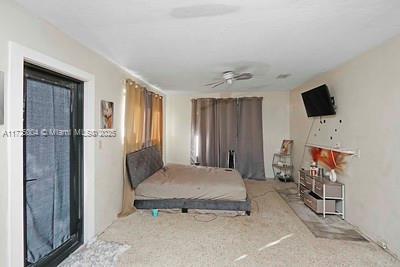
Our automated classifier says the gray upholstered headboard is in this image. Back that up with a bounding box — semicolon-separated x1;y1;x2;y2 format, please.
126;146;163;189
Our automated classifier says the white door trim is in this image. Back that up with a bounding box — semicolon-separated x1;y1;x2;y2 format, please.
6;42;96;267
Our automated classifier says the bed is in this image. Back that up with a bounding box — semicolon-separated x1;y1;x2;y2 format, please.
126;146;251;215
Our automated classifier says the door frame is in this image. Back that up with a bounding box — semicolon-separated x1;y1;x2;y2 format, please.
7;42;96;267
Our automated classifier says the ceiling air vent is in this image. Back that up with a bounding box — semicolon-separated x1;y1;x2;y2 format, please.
276;73;291;79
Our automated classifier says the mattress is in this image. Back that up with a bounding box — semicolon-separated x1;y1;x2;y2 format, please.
135;164;247;201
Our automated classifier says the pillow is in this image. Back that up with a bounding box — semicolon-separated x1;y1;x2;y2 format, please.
126;146;163;189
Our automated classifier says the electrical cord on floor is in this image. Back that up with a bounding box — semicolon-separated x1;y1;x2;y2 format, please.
248;190;276;199
189;189;277;222
192;214;218;223
192;212;244;223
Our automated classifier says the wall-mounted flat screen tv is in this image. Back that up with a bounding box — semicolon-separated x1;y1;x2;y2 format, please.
301;84;336;117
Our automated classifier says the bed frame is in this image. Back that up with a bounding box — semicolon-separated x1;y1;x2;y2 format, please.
134;197;251;216
126;146;251;216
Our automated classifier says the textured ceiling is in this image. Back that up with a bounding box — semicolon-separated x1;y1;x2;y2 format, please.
16;0;400;93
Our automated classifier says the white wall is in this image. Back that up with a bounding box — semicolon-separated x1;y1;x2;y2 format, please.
0;1;159;265
290;35;400;257
166;91;290;178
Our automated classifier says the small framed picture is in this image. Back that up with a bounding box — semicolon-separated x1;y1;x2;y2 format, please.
101;100;114;129
280;140;293;155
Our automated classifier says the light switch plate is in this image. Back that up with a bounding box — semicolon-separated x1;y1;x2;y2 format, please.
0;71;4;125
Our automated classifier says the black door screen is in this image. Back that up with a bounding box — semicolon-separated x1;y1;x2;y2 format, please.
24;63;83;266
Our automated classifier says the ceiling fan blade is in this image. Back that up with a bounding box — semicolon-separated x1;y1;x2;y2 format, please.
211;81;225;88
234;73;253;80
204;80;224;86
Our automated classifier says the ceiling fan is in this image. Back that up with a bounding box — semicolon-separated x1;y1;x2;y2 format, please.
205;71;253;88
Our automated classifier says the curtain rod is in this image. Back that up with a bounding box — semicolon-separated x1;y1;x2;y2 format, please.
125;79;163;98
191;96;263;101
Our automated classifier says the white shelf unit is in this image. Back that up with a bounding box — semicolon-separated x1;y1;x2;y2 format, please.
272;153;293;182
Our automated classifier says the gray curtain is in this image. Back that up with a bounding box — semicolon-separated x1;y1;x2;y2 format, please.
191;98;218;166
216;98;238;168
26;80;71;263
237;97;265;179
191;97;265;179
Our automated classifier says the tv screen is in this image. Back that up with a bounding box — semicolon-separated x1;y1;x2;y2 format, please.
301;84;336;117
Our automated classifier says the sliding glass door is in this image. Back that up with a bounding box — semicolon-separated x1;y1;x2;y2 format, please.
23;63;83;266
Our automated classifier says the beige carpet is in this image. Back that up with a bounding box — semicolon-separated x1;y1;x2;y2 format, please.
100;180;399;267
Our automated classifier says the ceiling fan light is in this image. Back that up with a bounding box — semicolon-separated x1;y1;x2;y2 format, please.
223;71;234;80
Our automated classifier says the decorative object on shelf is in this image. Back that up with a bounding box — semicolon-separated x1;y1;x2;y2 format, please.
329;169;337;182
309;146;349;182
272;140;294;182
0;71;4;125
318;167;324;177
310;161;318;176
280;139;293;155
101;100;114;129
